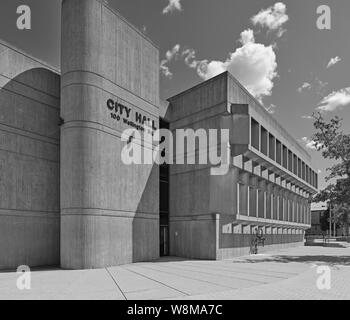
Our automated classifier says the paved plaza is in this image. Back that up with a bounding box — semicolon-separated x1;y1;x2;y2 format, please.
1;245;349;300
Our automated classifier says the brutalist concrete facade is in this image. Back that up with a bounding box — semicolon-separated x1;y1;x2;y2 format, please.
60;0;160;269
0;0;318;270
0;40;60;270
167;72;318;260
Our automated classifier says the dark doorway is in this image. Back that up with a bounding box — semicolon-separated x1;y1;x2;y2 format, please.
159;119;169;256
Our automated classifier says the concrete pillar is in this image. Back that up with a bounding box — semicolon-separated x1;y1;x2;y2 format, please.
60;0;160;269
249;176;258;217
238;172;250;216
258;179;266;218
266;183;273;219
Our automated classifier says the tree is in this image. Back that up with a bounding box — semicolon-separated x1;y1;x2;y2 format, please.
311;112;350;235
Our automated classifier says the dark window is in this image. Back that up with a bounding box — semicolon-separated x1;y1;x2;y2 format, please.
251;118;260;150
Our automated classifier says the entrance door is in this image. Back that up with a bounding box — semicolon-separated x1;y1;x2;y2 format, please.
159;119;170;257
160;226;169;256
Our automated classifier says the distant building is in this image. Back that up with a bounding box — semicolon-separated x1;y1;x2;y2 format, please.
309;202;348;236
308;203;328;235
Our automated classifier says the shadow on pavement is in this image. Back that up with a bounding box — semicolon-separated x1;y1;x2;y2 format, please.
234;255;350;266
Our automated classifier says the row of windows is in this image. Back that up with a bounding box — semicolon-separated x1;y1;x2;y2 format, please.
251;117;318;189
238;185;311;225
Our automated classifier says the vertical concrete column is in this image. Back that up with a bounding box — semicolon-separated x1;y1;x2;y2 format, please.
266;183;273;219
60;0;160;269
249;176;258;217
239;172;250;216
258;179;266;218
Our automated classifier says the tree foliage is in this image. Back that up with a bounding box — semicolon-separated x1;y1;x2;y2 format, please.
311;112;350;234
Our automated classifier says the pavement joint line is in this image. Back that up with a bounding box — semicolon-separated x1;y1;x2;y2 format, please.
170;261;297;279
177;260;301;276
120;265;189;297
105;267;127;300
124;287;163;294
127;263;266;289
143;262;273;284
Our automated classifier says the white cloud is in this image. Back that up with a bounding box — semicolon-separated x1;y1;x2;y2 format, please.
160;44;180;79
301;115;313;120
265;104;277;114
317;87;350;112
162;0;182;14
300;137;322;150
297;78;328;95
327;56;341;68
297;82;312;93
182;29;278;100
251;2;289;37
166;44;180;60
240;28;255;44
182;49;198;68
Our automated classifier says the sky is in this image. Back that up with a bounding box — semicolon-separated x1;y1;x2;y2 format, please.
0;0;349;190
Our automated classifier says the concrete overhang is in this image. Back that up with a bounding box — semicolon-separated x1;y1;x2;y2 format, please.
235;214;311;230
244;145;318;195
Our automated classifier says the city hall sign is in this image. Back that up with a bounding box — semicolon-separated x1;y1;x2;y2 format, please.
106;98;157;132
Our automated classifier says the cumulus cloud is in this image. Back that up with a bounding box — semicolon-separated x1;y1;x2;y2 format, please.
327;56;341;68
317;87;350;112
182;49;198;68
160;5;290;99
300;137;323;150
160;44;180;79
251;2;289;37
162;0;182;14
181;29;278;100
297;82;312;93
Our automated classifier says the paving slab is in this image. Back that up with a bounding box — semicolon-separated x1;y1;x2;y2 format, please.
0;246;349;300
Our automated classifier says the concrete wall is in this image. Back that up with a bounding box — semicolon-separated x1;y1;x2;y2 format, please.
60;0;160;269
168;75;232;259
0;41;60;269
168;72;311;260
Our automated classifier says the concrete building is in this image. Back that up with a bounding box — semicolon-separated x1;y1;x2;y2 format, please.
166;72;318;260
0;0;318;270
308;203;328;235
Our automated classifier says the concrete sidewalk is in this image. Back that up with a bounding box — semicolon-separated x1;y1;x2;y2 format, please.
1;246;349;300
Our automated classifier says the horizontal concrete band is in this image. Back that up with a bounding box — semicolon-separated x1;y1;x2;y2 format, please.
0;73;60;108
219;234;304;249
0;208;59;218
61;70;159;116
0;147;59;164
170;101;229;128
62;121;157;149
246;146;316;192
237;215;310;229
0;123;59;145
61;208;158;220
217;241;304;259
170;214;217;222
